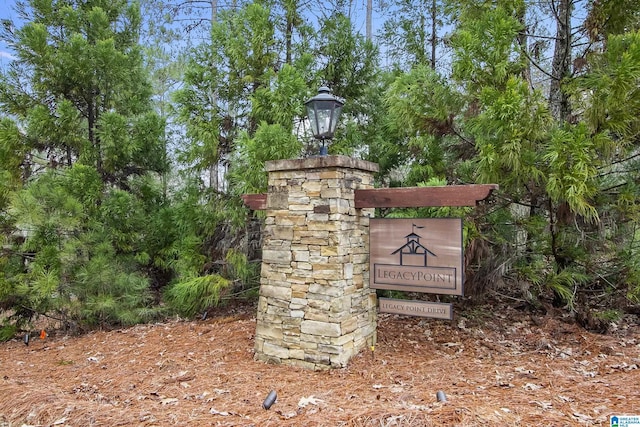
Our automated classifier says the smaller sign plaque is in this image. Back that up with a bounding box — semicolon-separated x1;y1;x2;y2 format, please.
379;298;453;320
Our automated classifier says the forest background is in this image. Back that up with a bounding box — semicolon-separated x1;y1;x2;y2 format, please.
1;0;639;339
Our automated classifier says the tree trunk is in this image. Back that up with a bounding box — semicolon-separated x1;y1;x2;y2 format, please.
366;0;372;41
66;146;73;167
549;0;572;122
285;0;294;64
430;0;437;69
516;2;531;86
87;93;101;177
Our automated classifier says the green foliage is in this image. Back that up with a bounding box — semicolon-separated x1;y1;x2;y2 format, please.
164;274;231;318
471;76;548;193
3;0;640;334
380;0;444;68
251;63;309;132
0;118;27;181
315;12;378;103
0;167;171;330
384;65;464;183
0;0;173;336
585;0;640;41
0;0;164;182
544;124;600;221
617;235;640;304
224;249;255;288
575;30;640;147
386;65;462;137
0;324;18;342
173;1;284;196
163;244;259;318
73;248;160;328
513;257;588;310
228;122;301;195
314;12;380;160
332;73;398;178
542;268;589;310
513;255;546;292
451;0;526;90
376;289;411;300
594;309;623;322
171;43;224;173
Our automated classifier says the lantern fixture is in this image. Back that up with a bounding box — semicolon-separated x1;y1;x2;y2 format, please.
304;86;344;155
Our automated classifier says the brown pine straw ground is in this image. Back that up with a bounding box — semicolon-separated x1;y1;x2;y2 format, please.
1;299;639;427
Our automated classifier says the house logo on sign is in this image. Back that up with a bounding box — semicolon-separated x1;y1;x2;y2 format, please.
370;218;463;296
392;224;436;267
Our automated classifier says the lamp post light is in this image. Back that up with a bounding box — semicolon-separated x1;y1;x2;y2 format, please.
304;86;344;156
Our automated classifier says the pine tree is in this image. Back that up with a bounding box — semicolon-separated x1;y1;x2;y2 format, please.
0;0;169;334
380;0;445;70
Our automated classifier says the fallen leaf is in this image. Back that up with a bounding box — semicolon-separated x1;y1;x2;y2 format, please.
298;396;324;408
402;403;433;411
530;400;553;410
573;412;593;421
277;410;297;419
523;383;542;391
609;363;638;371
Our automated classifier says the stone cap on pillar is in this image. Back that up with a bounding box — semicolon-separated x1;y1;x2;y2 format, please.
265;155;379;173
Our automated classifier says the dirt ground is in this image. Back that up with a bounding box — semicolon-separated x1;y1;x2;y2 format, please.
1;298;639;427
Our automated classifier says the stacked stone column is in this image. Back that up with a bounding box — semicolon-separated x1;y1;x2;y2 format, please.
254;155;378;369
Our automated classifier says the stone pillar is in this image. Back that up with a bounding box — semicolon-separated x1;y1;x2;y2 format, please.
254;155;378;370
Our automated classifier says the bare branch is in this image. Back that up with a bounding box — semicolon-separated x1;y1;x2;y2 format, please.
517;38;558;80
523;33;559;41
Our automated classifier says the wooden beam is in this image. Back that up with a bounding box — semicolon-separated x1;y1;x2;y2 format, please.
354;184;498;209
241;193;267;210
243;184;498;210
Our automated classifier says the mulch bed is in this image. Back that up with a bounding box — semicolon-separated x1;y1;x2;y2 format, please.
1;301;639;426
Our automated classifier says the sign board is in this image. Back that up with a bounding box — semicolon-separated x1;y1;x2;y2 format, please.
379;298;453;319
370;218;464;296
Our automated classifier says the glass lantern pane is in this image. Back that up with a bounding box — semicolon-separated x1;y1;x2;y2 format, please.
329;105;343;134
317;108;332;137
306;106;318;136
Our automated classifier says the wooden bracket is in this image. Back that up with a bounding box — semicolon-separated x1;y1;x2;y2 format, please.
241;194;267;210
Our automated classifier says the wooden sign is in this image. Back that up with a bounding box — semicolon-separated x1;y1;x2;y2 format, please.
379;298;453;320
370;218;464;296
